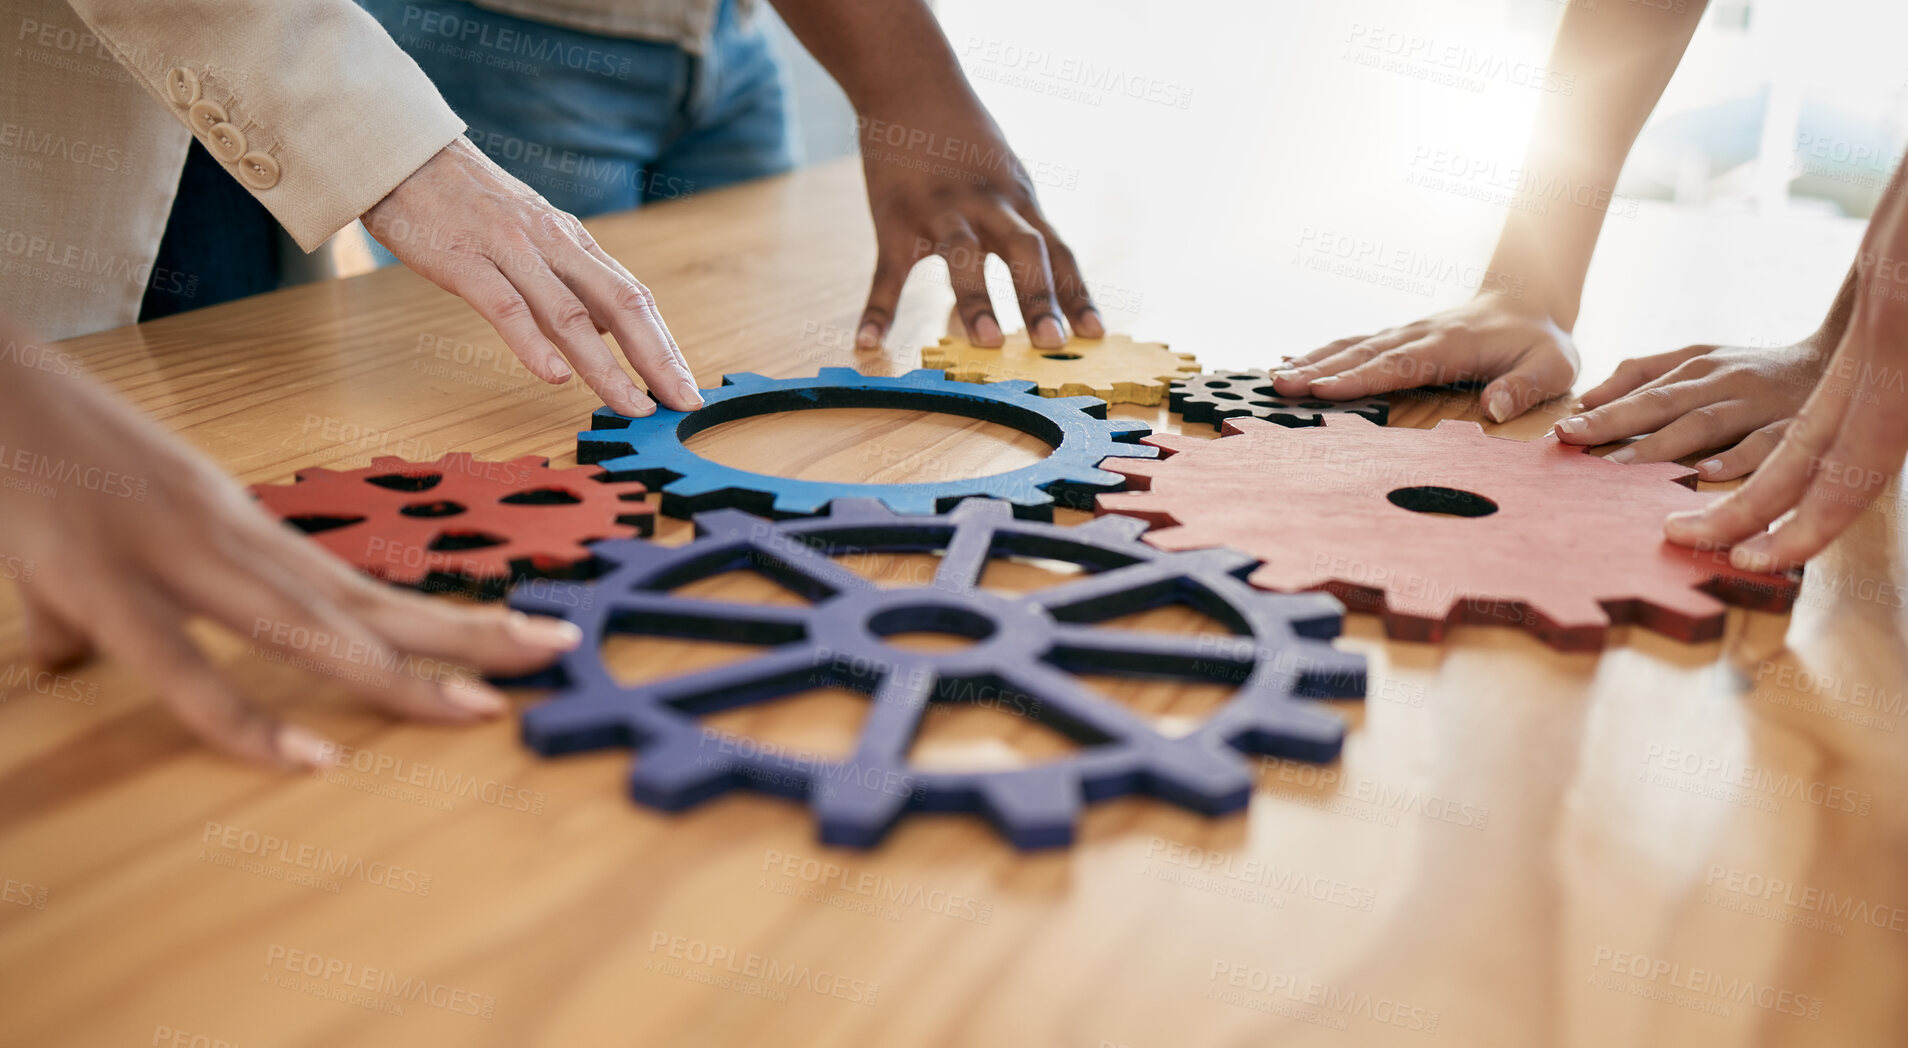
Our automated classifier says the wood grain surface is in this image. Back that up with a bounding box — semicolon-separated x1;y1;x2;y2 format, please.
0;160;1904;1048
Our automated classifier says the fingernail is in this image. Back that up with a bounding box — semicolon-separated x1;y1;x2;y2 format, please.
1554;416;1586;437
506;611;582;651
1606;446;1635;464
1032;315;1064;348
1696;458;1723;477
973;314;1003;346
441;675;508;716
1271;368;1303;382
677;376;704;409
1075;309;1105;338
1310;376;1341;389
277;724;337;769
857;321;883;349
549;359;573;382
1664;508;1708;526
1484;390;1512;424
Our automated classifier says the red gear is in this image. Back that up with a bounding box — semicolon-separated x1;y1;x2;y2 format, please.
1096;416;1800;651
252;453;651;595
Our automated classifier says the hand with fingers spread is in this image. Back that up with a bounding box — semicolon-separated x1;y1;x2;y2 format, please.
765;0;1101;352
1663;189;1908;573
1271;296;1578;422
362;137;703;418
0;325;584;767
1552;340;1825;476
851;106;1101;351
1551;263;1860;477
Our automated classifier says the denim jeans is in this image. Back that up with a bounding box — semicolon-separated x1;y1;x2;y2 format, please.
360;0;796;217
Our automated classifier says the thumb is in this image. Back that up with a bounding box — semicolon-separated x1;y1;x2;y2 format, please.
1482;345;1576;423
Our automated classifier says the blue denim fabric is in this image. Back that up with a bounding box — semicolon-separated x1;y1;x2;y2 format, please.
361;0;795;217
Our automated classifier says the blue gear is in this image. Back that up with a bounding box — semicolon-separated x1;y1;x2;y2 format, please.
577;368;1158;519
504;498;1366;849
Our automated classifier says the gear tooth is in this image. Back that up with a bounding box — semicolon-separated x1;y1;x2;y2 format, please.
1222;696;1347;763
1068;467;1125;488
1097;439;1158;463
1431;418;1485;435
577;429;640;463
988;378;1039;395
1080;511;1153;540
520;699;633;755
1053;394;1108;413
1140;738;1254;814
772;489;835;517
1094;496;1176;528
691;507;771;538
1141;432;1204;455
812;771;915;848
721;372;773;388
1217;416;1279;437
816;367;865;383
1288;646;1366;698
1180;545;1259;577
951;498;1016;521
663;474;725;498
1099;458;1164;484
628;737;743;811
590;405;636;430
1258;591;1348;638
900;368;947;383
980;770;1081;849
1003;487;1057;514
822;498;898;522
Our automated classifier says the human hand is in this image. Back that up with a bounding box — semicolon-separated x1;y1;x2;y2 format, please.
1550;338;1828;477
852;109;1102;352
1664;290;1908;572
1271;296;1578;423
0;338;584;767
362;137;701;418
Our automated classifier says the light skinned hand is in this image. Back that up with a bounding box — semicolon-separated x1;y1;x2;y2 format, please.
0;327;585;767
1663;294;1908;573
362;137;702;418
1552;339;1826;477
1271;296;1578;423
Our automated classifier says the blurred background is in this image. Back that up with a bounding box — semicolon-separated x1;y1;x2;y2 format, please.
339;0;1899;376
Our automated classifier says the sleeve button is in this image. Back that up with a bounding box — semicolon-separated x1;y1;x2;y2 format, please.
187;98;228;136
237;151;280;190
165;66;200;106
207;122;247;163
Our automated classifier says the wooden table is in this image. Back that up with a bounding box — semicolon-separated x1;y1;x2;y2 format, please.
1;159;1903;1048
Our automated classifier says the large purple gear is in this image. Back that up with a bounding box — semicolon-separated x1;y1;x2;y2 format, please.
501;498;1365;849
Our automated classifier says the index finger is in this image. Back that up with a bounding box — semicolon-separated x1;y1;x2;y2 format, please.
563;233;704;412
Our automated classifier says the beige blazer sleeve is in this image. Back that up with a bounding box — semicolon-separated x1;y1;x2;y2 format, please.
1;0;465;341
62;0;467;251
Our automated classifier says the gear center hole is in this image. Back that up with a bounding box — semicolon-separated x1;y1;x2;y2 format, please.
1386;486;1498;518
867;605;997;653
684;407;1050;483
1041;352;1083;360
